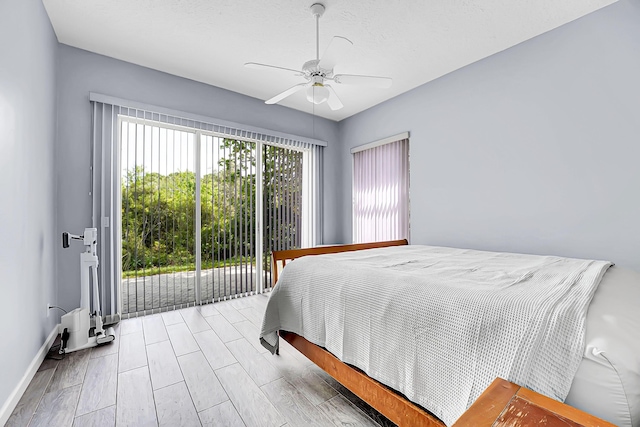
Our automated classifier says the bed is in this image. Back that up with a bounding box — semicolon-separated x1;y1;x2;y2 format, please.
260;240;640;427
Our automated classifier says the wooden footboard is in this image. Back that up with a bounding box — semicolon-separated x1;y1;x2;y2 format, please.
271;239;445;427
271;239;408;286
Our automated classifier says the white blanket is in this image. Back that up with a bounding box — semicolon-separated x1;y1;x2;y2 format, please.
260;245;611;426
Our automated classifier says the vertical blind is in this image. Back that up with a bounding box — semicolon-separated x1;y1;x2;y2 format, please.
90;93;324;318
352;135;410;243
119;119;199;315
199;134;259;305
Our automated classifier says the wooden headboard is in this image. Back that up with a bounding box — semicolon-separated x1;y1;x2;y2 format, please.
270;239;409;286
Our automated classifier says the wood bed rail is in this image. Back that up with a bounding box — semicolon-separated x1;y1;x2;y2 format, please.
281;331;444;427
270;238;445;426
270;239;408;286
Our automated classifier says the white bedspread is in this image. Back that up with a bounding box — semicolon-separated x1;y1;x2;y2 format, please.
260;245;611;426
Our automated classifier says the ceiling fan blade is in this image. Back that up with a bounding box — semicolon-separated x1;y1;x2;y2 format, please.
318;36;353;71
333;74;392;88
325;85;343;111
265;82;310;105
245;62;303;75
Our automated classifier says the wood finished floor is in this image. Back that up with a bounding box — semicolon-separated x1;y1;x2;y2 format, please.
7;293;395;427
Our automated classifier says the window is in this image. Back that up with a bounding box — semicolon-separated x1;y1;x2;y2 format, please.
90;94;323;318
352;133;409;243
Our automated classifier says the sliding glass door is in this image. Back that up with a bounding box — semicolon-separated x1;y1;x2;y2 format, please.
119;118;312;316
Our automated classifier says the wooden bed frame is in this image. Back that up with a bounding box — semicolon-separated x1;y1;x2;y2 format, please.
271;239;446;427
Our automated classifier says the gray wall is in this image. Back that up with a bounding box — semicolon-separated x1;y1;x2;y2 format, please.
0;0;59;411
339;0;640;271
55;45;342;313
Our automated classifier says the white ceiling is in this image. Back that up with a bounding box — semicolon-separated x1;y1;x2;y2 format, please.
43;0;616;121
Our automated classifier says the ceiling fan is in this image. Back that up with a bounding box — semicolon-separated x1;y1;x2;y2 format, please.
245;3;392;111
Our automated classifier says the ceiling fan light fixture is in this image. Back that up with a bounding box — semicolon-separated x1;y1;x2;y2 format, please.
306;83;329;105
247;2;391;111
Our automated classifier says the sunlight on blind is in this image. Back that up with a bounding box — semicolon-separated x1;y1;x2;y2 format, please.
352;138;409;243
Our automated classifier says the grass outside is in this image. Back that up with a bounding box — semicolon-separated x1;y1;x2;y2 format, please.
121;256;269;279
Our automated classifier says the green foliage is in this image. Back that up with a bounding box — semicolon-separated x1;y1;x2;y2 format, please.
262;144;304;252
121;167;197;271
121;138;304;275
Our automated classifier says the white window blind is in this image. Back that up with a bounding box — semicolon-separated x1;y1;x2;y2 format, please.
352;134;409;243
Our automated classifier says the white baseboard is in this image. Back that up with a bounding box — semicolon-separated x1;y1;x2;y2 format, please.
0;324;59;426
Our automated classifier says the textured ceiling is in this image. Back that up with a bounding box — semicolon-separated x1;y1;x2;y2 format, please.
43;0;617;121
